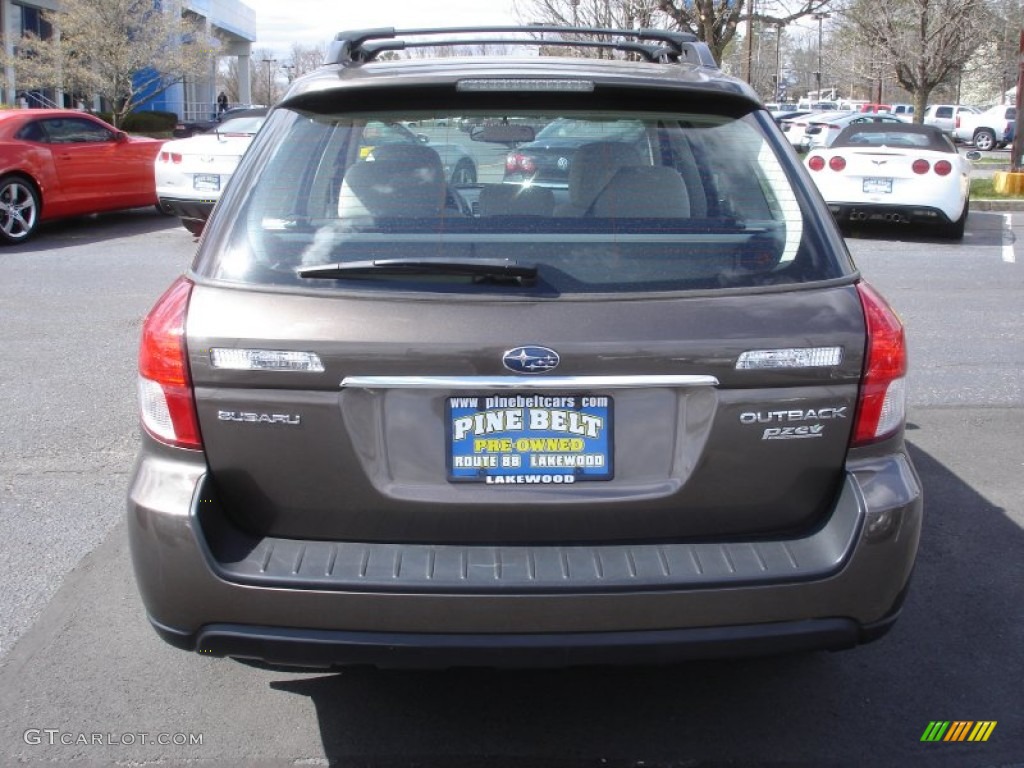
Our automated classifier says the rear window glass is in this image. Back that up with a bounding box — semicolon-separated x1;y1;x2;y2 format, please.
196;108;845;294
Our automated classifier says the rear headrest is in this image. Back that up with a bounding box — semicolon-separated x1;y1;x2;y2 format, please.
338;142;446;219
591;166;691;218
566;141;644;212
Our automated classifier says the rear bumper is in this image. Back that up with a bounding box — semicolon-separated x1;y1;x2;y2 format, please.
827;202;958;226
152;617;893;669
156;196;214;225
127;444;922;667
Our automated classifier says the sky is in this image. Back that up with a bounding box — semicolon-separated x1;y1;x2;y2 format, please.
243;0;521;60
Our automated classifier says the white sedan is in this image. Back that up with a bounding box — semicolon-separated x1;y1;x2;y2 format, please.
780;110;845;149
804;123;979;239
155;109;268;235
804;112;909;149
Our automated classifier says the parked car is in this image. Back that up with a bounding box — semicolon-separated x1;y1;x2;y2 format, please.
172;105;266;138
128;25;922;669
359;120;478;185
0;109;164;244
805;112;910;149
502;117;648;187
952;104;1017;151
922;104;979;134
805;123;978;239
891;104;914;117
782;110;847;149
156;109;269;236
858;103;892;113
772;108;811;128
796;100;839;112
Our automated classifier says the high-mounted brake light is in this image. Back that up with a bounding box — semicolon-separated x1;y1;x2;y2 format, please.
138;277;201;450
457;78;594;92
853;282;907;446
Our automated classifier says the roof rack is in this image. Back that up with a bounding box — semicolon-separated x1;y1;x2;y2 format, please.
326;26;718;68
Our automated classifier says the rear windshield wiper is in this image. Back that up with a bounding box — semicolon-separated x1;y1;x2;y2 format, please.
297;258;538;285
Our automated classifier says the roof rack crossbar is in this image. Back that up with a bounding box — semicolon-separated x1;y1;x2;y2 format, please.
360;38;682;64
327;26;716;68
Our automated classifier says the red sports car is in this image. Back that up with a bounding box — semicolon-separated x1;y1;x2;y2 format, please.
0;109;165;244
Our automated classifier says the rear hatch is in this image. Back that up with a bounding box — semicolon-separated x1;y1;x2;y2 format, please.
184;94;864;545
186;286;864;543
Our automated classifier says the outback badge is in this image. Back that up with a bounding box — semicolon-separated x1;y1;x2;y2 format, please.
503;346;560;374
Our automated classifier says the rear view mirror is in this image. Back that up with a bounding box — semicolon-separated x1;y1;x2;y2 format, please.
965;150;982;161
470;124;536;144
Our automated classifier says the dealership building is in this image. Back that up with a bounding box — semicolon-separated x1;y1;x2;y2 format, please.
1;0;255;119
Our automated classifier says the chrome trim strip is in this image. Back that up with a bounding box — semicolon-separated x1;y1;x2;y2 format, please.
341;375;719;390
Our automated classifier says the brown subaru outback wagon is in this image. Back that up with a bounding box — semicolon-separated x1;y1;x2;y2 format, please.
128;26;922;668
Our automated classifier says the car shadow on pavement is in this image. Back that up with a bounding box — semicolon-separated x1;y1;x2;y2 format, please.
268;434;1024;766
3;207;186;253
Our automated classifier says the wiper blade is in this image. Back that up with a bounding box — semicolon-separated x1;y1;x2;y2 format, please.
297;258;538;284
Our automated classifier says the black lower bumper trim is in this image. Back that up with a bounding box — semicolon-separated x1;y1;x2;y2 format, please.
151;617;863;669
157;197;214;221
828;203;954;226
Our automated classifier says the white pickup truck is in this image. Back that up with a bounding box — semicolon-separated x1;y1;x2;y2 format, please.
953;105;1017;151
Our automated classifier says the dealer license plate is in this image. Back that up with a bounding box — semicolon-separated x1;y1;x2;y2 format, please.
446;394;613;484
862;177;892;194
193;174;220;192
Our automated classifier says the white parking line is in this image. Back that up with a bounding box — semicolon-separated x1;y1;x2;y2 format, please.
1004;213;1016;263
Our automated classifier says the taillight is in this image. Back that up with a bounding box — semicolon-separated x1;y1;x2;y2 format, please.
955;116;960;129
138;277;202;450
504;153;536;174
853;282;907;446
158;151;169;163
934;160;952;176
912;159;930;174
829;156;846;171
807;155;825;171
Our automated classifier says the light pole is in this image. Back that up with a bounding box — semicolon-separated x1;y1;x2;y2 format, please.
261;57;277;104
813;12;830;100
775;23;784;102
281;63;296;83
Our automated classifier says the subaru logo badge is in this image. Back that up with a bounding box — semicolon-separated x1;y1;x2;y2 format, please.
503;346;560;374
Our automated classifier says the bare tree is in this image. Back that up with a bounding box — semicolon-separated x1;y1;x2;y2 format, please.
657;0;834;64
252;49;283;105
513;0;665;58
514;0;834;66
4;0;217;126
288;43;327;79
842;0;990;120
962;0;1022;104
